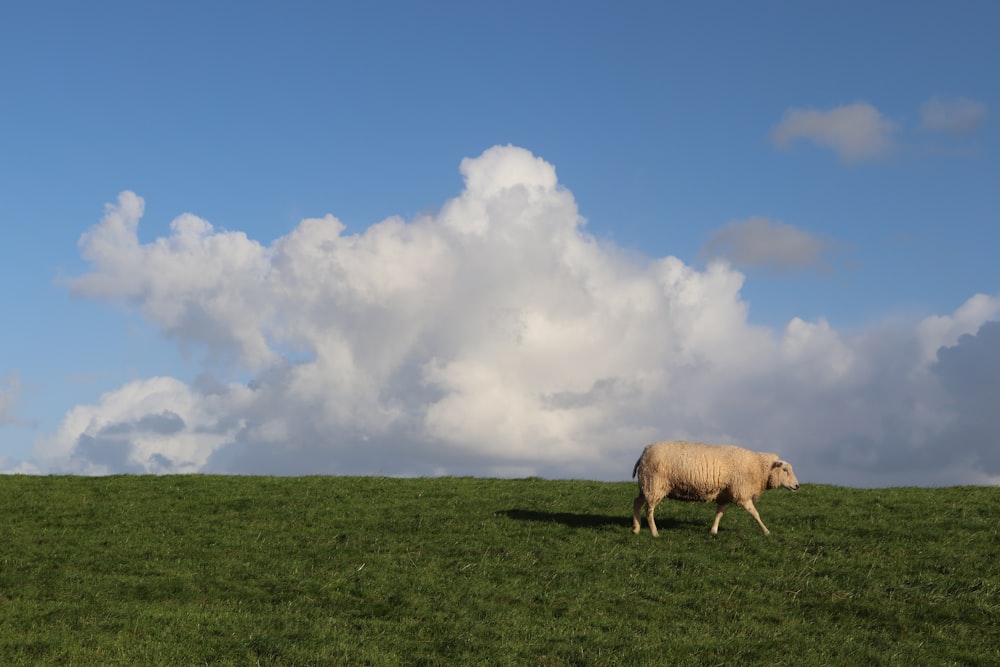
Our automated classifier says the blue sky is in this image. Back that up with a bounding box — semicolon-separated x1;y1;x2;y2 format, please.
2;2;998;485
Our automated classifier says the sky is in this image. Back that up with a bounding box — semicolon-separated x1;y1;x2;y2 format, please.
1;1;998;487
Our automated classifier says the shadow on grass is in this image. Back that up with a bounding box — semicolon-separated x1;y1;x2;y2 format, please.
500;509;709;532
500;509;626;529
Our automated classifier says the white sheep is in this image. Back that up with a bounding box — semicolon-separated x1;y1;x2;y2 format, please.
631;440;800;536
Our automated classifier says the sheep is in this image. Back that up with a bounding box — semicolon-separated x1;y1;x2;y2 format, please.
631;440;799;536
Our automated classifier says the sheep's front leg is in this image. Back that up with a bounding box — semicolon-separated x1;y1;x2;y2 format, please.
710;501;727;535
739;498;770;535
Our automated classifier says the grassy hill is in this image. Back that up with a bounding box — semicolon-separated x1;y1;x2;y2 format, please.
0;475;997;665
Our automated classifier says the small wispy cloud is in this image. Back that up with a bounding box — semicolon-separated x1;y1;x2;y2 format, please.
0;373;21;426
920;96;988;135
700;217;841;273
771;102;896;163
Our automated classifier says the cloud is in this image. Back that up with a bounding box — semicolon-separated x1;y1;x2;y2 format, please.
771;102;896;163
931;321;1000;473
0;373;21;426
916;293;1000;364
920;96;988;135
74;194;275;369
699;217;841;273
38;376;250;475
18;145;1000;486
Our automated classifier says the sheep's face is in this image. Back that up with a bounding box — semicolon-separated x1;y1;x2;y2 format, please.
769;460;800;491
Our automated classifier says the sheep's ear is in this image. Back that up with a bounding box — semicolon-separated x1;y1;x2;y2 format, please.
771;460;783;469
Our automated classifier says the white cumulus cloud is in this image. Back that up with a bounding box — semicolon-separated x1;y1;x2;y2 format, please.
16;145;1000;486
771;102;897;163
39;376;251;475
916;293;1000;364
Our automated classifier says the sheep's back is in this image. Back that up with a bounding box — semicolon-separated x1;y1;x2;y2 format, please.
637;441;762;503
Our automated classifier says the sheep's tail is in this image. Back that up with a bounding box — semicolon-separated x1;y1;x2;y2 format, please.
632;456;642;479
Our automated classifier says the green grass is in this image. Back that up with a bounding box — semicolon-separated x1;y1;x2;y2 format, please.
0;476;997;665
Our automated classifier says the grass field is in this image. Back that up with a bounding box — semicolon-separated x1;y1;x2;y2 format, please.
0;475;997;665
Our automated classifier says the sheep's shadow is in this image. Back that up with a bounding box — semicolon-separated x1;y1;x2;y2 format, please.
499;509;626;529
499;508;705;532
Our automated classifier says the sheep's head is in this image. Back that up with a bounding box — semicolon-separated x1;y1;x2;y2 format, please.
769;459;800;492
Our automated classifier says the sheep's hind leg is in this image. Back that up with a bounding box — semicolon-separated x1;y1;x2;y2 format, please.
646;501;660;537
632;494;645;535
